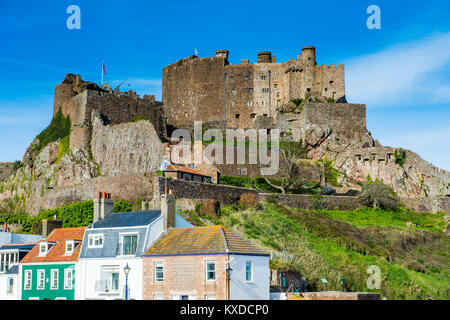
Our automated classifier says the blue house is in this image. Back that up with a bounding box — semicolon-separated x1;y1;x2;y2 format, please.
77;192;191;300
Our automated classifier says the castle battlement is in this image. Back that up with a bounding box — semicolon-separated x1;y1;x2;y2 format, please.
163;46;346;129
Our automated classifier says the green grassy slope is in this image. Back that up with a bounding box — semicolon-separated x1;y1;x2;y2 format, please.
180;203;450;300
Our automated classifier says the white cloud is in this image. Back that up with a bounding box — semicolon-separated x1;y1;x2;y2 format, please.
345;32;450;106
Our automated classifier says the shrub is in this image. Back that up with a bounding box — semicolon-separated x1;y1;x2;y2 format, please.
358;180;400;211
13;161;23;172
33;108;71;154
327;98;335;103
220;175;254;188
394;150;406;166
310;194;326;210
113;200;133;213
239;193;259;208
322;158;340;187
196;199;220;217
56;134;70;163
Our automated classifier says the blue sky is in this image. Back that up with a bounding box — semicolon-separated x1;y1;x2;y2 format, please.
0;0;449;170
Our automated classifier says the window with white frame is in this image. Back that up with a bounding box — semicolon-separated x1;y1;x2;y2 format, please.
39;242;47;256
88;234;104;248
245;261;253;282
231;89;236;95
65;240;74;255
153;294;164;300
206;261;216;281
51;269;58;290
261;75;266;80
37;270;45;290
154;262;164;282
7;277;14;294
120;234;138;256
24;270;32;290
64;268;73;290
247;101;253;106
262;88;269;93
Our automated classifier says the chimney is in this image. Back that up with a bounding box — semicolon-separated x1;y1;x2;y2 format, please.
161;189;175;232
42;219;62;237
93;192;114;222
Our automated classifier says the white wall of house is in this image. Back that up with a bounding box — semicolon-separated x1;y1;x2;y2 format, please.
229;254;270;300
78;258;142;300
0;273;19;300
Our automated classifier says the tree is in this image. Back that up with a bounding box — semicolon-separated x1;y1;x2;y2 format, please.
358;180;400;211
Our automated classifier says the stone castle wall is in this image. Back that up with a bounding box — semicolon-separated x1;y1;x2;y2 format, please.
163;47;345;130
91;112;165;177
0;162;15;182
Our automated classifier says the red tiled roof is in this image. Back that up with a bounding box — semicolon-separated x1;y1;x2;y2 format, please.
20;227;86;263
165;164;211;177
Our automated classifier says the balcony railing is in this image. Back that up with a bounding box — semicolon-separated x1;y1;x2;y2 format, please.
95;280;119;293
116;244;137;256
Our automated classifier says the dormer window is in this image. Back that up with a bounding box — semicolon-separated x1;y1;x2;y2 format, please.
38;241;56;257
65;240;80;255
88;234;104;248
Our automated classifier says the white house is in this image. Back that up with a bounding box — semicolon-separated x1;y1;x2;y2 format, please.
77;192;191;300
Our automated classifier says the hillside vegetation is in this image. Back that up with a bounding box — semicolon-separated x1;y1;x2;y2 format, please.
180;202;450;300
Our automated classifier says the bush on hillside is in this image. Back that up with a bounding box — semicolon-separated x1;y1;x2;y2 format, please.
358;180;400;211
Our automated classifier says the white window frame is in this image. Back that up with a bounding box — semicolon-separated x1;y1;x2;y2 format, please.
65;240;74;255
245;261;253;283
24;270;32;290
37;269;45;290
39;242;48;256
119;232;139;256
64;268;73;290
6;277;14;295
51;269;59;290
55;297;67;300
205;295;216;300
153;294;164;300
154;262;164;282
247;101;253;106
206;261;216;281
88;234;104;248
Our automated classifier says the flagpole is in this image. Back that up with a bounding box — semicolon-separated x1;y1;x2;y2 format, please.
101;60;104;86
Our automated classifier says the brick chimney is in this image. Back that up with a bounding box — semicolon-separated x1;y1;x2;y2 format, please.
93;192;114;222
42;219;62;237
161;188;175;232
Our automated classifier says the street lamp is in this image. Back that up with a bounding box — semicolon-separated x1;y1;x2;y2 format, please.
226;264;233;300
124;263;131;300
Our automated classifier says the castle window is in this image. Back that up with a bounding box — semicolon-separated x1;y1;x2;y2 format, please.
248;101;253;106
238;167;247;176
261;75;266;80
261;101;264;105
330;80;334;84
276;92;280;97
307;88;311;92
231;101;236;107
324;88;328;92
249;88;254;93
244;76;249;81
274;84;278;88
251;113;256;119
263;114;268;117
235;114;240;119
231;89;236;95
229;76;234;82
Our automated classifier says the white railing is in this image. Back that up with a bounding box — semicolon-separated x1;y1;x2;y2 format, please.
95;280;119;293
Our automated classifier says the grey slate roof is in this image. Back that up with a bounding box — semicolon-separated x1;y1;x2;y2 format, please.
80;210;162;259
0;243;36;251
5;265;18;275
90;210;161;228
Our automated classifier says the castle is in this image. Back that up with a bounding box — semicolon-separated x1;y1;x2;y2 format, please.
163;46;346;129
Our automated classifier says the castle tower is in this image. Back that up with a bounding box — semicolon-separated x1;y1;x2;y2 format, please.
257;51;272;63
302;46;316;97
216;50;229;62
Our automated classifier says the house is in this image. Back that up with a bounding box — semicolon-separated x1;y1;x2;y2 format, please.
77;191;192;300
19;227;86;300
142;225;270;300
0;227;42;246
0;242;38;300
163;164;213;183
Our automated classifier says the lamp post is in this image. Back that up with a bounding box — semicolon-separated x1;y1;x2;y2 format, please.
340;276;346;292
124;263;131;300
226;263;233;300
